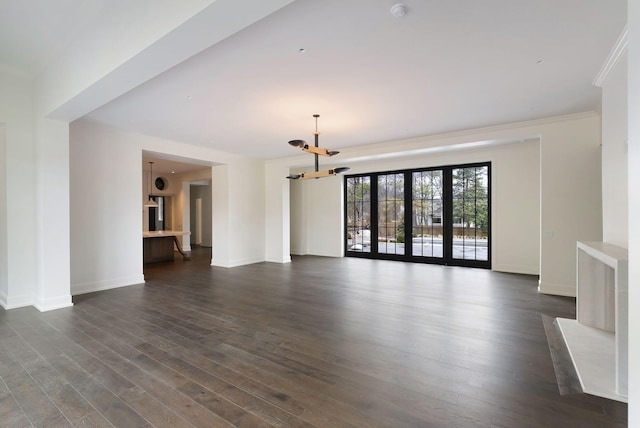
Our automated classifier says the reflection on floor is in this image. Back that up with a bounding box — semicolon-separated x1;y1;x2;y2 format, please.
542;314;583;395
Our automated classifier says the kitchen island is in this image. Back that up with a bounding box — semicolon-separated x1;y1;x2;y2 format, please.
143;230;191;263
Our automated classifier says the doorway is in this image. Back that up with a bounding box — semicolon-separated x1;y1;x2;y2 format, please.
190;183;212;247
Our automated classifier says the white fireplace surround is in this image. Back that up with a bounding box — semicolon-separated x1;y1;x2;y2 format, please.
556;241;628;402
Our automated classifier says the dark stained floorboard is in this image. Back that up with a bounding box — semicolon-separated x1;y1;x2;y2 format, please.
0;248;628;427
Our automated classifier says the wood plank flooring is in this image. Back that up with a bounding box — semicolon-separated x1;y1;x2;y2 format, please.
0;248;628;427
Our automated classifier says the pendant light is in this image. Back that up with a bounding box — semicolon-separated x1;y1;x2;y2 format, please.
286;114;350;180
144;161;159;207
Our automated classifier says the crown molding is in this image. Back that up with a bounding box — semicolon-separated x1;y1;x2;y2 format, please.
593;25;628;87
344;111;598;154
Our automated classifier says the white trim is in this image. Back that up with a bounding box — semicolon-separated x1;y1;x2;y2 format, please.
348;112;597;153
0;290;33;310
211;256;265;268
33;295;73;312
492;264;540;275
538;280;576;297
265;255;293;263
72;275;145;296
594;26;628;87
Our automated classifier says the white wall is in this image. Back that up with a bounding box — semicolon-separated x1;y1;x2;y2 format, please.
539;116;603;295
601;54;629;248
290;178;307;255
212;165;230;265
70;121;144;295
291;139;541;273
212;160;266;267
627;0;639;423
304;175;345;257
265;163;291;263
491;140;541;274
0;125;7;303
0;71;37;309
34;118;73;311
180;182;191;250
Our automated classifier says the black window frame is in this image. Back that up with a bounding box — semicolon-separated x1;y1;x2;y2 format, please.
344;162;491;269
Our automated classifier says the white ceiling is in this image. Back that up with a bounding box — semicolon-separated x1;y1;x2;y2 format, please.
1;0;628;163
0;0;105;76
142;153;212;175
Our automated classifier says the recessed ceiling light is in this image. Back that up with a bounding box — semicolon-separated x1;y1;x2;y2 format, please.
171;170;176;174
187;95;193;100
536;60;544;64
299;48;305;53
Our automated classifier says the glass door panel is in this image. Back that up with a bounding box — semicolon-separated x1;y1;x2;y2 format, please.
451;166;489;261
377;173;405;255
346;176;372;252
412;170;444;258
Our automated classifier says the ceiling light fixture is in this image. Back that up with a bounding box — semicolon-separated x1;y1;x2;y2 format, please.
144;161;159;207
286;114;350;180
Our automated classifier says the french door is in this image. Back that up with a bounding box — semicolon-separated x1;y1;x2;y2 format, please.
345;163;490;268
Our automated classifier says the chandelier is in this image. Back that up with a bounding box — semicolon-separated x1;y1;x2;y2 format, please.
286;114;350;179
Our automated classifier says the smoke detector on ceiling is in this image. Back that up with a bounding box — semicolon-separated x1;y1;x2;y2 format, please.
390;3;408;17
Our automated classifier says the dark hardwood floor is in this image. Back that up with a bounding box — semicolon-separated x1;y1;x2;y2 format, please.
0;248;628;427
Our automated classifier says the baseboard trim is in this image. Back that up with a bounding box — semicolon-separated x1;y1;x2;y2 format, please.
0;290;33;310
33;295;73;312
305;250;343;257
539;280;576;297
492;264;540;275
72;275;145;296
211;257;264;268
265;256;292;264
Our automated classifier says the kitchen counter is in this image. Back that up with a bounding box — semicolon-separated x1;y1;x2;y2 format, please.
143;230;191;238
143;230;191;263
